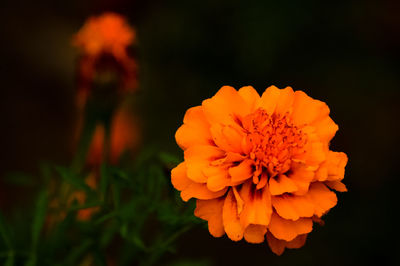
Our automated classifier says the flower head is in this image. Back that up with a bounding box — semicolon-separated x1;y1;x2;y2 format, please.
73;12;135;59
73;13;138;108
171;86;348;255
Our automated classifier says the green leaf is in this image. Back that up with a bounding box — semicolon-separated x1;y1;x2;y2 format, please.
95;211;118;225
31;191;48;250
158;152;181;166
54;166;92;193
100;164;109;201
4;251;15;266
0;213;12;248
63;239;93;265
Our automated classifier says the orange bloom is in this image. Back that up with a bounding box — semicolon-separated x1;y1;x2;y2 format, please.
73;12;138;108
73;12;135;59
171;86;348;255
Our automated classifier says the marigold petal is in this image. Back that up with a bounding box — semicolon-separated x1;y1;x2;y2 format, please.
312;116;338;143
195;198;225;237
171;162;192;191
239;181;272;228
258;85;281;115
269;174;298;196
175;106;213;150
266;232;308;255
244;224;267;243
184;145;225;183
272;194;314;221
303;142;326;166
229;159;254;183
206;167;231;192
238;86;260;111
210;124;244;153
268;212;313;241
325;180;347;192
326;151;348;181
266;232;286;255
181;183;227;202
202;86;250;125
274;86;295;115
289;165;314;195
291;90;330;126
307;182;337;217
223;189;244;241
285;234;307;249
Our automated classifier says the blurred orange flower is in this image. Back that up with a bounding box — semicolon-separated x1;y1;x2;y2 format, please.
73;12;138;108
73;12;135;59
171;86;348;255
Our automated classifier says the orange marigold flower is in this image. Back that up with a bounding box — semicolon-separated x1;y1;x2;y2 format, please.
171;85;348;255
73;12;138;108
73;12;135;59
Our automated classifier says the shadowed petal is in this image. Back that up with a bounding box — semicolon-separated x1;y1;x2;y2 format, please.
306;182;337;217
244;224;267;243
184;145;225;183
195;198;225;237
223;189;244;241
269;174;298;196
229;159;254;183
268;212;312;241
239;181;272;228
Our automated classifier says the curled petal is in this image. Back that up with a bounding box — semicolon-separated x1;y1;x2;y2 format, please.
229;159;254;183
268;212;313;241
172;162;227;201
244;224;267;243
303;142;326;166
238;86;260;112
239;181;272;228
205;167;231;192
291;90;330;126
184;145;225;183
274;86;295;115
210;124;244;153
266;232;286;255
223;189;244;241
272;194;314;221
325;180;347;192
289;164;315;195
315;151;348;182
171;162;192;191
312;116;338;143
266;232;307;255
202;86;250;125
181;183;227;202
258;85;281;115
269;174;298;196
306;182;337;217
175;106;213;150
195;198;225;237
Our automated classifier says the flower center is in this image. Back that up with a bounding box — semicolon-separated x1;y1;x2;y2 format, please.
242;109;307;179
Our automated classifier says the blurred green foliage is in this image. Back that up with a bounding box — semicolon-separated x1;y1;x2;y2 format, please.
0;146;206;266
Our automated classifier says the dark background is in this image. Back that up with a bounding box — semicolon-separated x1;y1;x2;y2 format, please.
0;0;399;265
